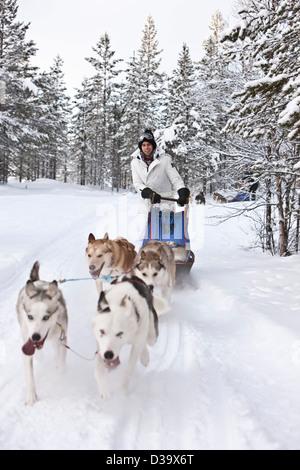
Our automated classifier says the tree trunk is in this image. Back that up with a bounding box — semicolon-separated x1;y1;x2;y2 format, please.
276;174;288;256
265;177;275;254
295;194;300;253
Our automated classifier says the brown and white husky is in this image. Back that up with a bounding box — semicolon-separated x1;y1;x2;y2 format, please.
86;233;137;293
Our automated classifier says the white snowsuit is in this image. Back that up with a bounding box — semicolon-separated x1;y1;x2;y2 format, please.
131;148;185;199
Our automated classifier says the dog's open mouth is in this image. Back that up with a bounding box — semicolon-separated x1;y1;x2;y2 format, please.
103;356;121;370
89;262;105;279
22;333;49;356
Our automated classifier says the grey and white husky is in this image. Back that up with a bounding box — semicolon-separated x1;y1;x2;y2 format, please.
16;262;68;405
134;241;176;300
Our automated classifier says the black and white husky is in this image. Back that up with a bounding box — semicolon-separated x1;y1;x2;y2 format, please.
92;275;169;400
16;262;68;405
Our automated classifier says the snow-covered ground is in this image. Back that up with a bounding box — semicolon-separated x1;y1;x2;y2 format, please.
1;179;300;450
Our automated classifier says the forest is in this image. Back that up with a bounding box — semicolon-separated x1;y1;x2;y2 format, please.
0;0;299;256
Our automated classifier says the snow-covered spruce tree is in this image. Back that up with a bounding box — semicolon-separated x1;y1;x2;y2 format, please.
0;0;38;183
119;52;149;181
119;16;166;188
223;0;300;142
109;82;125;191
162;43;199;187
222;0;300;255
36;56;71;181
195;9;247;194
70;77;96;186
85;33;122;188
138;15;165;130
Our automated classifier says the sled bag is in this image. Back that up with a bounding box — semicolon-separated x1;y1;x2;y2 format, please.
142;208;190;249
235;192;250;201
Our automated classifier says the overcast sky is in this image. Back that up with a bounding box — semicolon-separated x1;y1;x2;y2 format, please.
17;0;237;95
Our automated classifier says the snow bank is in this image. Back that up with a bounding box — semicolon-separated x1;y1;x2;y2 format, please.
1;180;300;450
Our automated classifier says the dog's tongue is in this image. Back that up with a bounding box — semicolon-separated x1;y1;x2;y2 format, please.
22;339;36;356
90;262;105;279
104;356;121;371
22;335;48;356
90;269;100;278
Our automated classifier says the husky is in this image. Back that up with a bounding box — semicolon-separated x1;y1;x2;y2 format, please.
134;241;176;300
91;275;168;400
16;262;68;406
86;233;137;293
195;191;206;205
213;192;227;204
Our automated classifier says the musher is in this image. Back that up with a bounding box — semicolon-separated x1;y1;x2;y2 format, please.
131;130;190;206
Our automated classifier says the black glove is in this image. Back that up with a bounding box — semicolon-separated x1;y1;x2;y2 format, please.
141;187;161;204
177;188;190;206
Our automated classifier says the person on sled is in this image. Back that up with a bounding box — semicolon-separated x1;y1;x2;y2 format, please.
131;129;190;207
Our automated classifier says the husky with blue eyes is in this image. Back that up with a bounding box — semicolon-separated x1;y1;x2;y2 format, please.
92;275;169;400
16;262;68;406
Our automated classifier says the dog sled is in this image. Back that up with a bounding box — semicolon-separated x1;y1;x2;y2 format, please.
228;192;250;203
142;195;195;284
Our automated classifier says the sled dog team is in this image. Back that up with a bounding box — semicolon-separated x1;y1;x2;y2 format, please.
17;234;175;405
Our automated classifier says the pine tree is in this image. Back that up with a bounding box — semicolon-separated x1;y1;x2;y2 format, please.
70;77;96;186
120;52;147;159
163;43;198;186
222;0;300;255
168;44;196;126
223;0;300;142
35;56;71;181
0;0;38;183
138;15;165;129
85;33;122;188
119;17;165;187
196;10;238;192
109;88;125;191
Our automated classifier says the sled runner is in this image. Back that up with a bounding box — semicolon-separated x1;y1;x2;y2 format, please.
142;196;195;283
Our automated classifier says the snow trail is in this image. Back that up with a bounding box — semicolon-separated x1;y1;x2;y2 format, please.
1;180;300;450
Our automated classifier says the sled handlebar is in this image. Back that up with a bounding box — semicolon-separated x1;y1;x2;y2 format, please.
151;194;189;205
